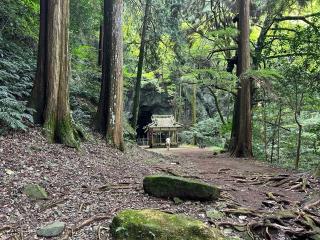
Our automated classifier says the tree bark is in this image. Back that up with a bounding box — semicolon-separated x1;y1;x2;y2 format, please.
96;0;124;151
192;83;197;145
230;0;253;158
98;23;104;66
277;105;282;162
207;86;226;125
315;164;320;177
130;0;151;130
295;117;302;170
29;0;79;148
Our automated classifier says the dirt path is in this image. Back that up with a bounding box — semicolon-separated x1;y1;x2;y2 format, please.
1;131;319;240
148;147;320;239
148;147;308;209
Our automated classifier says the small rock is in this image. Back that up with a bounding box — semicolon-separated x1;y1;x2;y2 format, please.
173;197;183;204
5;169;15;175
206;209;225;220
223;228;233;235
23;184;48;200
37;221;65;237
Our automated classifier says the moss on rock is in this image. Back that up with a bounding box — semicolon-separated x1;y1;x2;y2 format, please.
143;175;220;201
36;221;65;237
110;209;225;240
23;184;48;200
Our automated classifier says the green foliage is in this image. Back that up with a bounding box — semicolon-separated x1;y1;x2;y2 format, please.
0;86;34;133
180;117;226;147
0;36;35;133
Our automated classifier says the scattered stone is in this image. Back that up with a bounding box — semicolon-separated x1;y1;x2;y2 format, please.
173;197;184;204
143;175;220;201
110;209;225;240
36;221;65;237
5;169;15;175
23;184;48;200
206;209;225;220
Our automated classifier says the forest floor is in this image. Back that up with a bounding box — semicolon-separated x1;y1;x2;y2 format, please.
1;129;319;240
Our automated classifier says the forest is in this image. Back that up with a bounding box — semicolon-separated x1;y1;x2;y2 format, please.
0;0;320;239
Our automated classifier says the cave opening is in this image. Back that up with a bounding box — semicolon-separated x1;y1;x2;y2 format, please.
136;108;153;139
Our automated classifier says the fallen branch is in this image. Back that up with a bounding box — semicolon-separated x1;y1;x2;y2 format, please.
0;225;15;232
40;197;69;212
303;200;320;210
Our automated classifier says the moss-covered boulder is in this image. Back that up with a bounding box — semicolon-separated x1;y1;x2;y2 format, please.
23;184;48;200
143;175;220;201
110;209;225;240
36;221;65;237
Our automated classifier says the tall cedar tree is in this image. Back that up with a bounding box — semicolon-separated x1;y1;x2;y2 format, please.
30;0;79;147
96;0;124;150
131;0;152;130
230;0;253;157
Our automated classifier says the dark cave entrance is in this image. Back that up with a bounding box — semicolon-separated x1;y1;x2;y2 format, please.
136;108;153;139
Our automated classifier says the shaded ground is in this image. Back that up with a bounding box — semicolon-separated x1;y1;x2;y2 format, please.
1;131;319;240
149;147;320;239
149;147;307;208
0;130;223;239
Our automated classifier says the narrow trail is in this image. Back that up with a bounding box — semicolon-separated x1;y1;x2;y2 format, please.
149;147;307;208
148;147;320;239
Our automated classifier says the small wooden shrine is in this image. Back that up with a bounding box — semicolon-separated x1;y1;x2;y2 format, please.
145;115;183;148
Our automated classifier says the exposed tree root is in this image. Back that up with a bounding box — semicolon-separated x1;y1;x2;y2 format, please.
40;197;69;212
304;200;320;210
0;225;15;233
60;215;109;240
219;205;320;239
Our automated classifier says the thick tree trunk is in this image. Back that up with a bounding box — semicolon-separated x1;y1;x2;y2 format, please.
97;0;124;150
130;0;151;130
98;23;104;66
230;0;253;158
30;0;79;148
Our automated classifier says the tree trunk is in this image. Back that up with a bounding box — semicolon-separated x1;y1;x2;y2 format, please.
315;164;320;177
96;0;124;151
230;0;253;158
98;23;104;66
262;93;268;161
130;0;151;130
294;111;302;170
29;0;79;148
192;83;197;145
277;105;282;162
207;86;226;125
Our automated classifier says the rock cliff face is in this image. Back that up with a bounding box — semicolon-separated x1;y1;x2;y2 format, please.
125;82;228;138
125;83;174;137
125;83;174;116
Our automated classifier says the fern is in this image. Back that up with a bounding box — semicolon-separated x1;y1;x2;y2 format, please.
0;86;34;133
0;37;36;133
